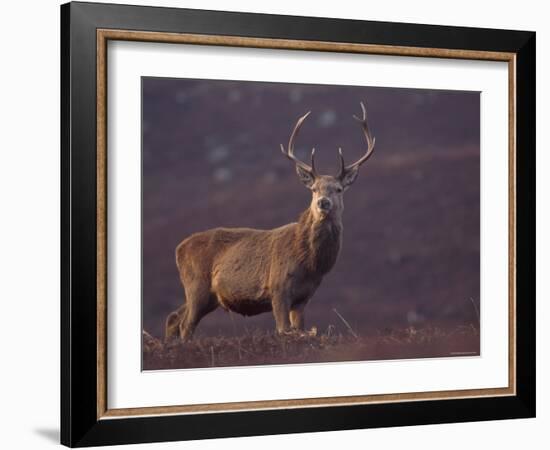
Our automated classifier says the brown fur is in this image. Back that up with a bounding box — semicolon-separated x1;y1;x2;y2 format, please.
166;103;375;341
165;177;349;341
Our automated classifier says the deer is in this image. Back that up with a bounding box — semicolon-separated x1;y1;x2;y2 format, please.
165;101;376;342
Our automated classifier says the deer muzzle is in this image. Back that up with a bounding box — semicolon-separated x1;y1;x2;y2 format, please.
317;197;332;212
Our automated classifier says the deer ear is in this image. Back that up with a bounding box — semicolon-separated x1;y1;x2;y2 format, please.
295;165;315;188
340;166;359;190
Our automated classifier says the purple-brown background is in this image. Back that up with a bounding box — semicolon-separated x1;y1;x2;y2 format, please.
142;77;480;339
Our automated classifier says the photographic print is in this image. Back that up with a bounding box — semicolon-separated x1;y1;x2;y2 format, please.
62;6;535;444
141;77;481;371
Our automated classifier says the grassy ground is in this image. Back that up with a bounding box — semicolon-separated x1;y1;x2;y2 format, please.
142;324;480;370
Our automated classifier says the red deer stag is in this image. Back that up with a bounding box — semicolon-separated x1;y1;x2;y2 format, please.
165;102;376;341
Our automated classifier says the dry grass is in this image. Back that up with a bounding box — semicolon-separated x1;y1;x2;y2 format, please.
142;324;479;370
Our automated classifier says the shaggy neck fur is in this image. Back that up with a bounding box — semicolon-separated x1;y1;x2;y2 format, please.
295;208;343;276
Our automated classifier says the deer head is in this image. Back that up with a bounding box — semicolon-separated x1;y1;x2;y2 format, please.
280;101;376;221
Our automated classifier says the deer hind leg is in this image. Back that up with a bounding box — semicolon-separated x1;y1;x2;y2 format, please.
179;284;218;341
165;304;186;342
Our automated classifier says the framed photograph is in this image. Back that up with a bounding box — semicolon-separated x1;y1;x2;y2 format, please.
61;1;535;447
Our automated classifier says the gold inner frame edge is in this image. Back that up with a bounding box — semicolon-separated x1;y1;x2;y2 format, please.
96;28;517;420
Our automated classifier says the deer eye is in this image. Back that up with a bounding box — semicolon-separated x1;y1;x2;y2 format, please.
336;187;343;193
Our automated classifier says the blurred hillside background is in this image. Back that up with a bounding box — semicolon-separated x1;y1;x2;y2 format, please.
142;77;480;341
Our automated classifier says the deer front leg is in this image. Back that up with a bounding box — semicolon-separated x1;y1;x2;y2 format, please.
272;295;291;334
290;304;305;331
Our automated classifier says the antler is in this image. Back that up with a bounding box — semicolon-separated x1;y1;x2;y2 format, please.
280;111;317;177
338;101;376;178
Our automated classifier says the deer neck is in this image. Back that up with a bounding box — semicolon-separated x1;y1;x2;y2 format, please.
296;208;343;276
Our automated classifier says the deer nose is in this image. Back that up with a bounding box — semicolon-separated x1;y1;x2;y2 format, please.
317;197;332;211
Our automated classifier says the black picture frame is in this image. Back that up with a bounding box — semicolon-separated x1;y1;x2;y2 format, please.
61;1;535;447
